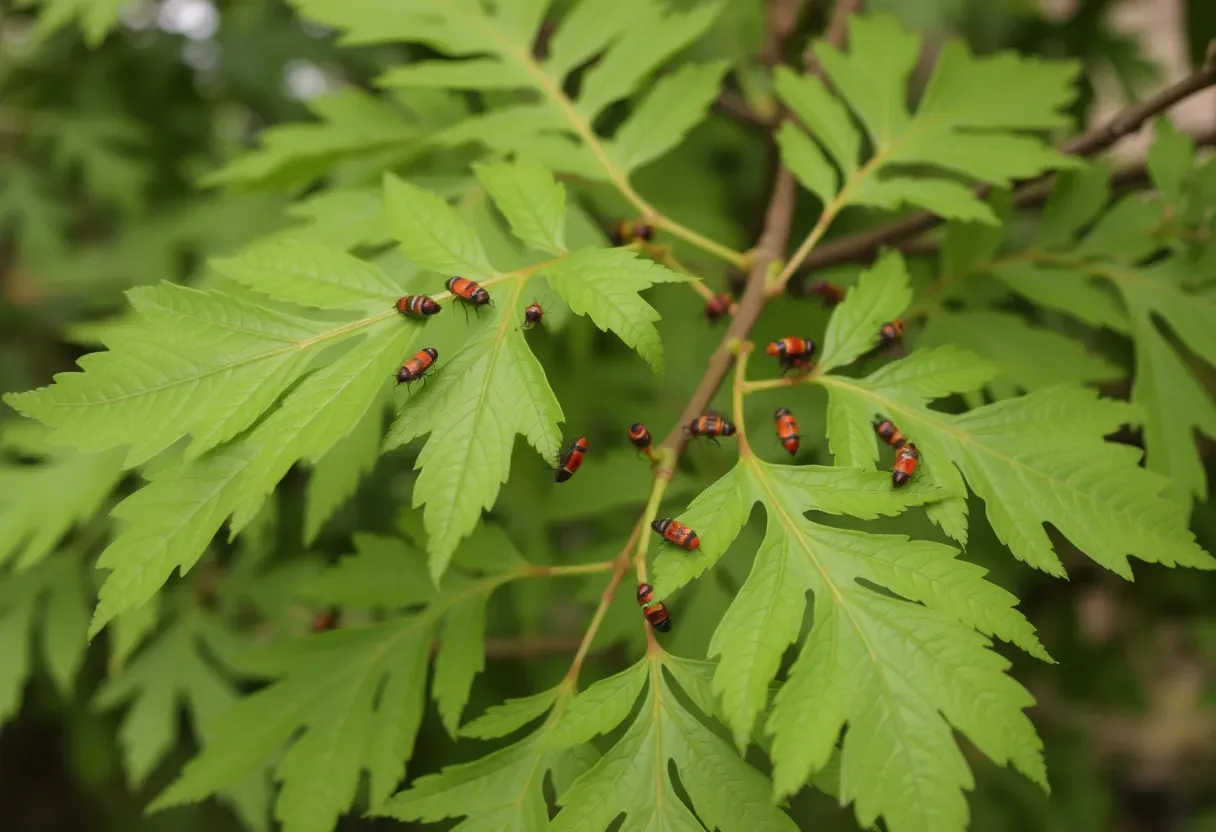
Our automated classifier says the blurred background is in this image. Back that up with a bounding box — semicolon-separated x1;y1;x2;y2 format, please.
1;0;1215;830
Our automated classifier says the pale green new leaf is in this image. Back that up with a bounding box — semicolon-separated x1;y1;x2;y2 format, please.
474;160;568;255
551;656;798;832
383;302;562;581
817;251;913;373
543;248;686;374
459;687;561;740
4;283;360;466
384;174;496;279
777;13;1079;222
549;660;648;747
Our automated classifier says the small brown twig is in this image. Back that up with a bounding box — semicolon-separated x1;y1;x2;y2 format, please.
791;43;1216;277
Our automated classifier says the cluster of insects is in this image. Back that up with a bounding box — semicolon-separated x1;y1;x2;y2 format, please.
382;237;919;640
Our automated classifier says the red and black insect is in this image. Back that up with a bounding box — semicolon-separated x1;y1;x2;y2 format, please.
395;294;441;318
628;422;652;450
774;407;800;456
765;336;815;374
686;414;737;439
522;301;544;329
555;436;588;483
704;293;733;323
892;443;919;487
651;518;700;550
878;319;906;346
611;219;655;246
446;276;491;308
396;347;438;385
807;279;845;307
636;584;671;633
872;415;907;449
312;608;340;632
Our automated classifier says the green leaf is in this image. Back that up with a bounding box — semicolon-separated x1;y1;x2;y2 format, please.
551;657;798;832
384;684;595;832
298;0;722;185
777;13;1079;222
88;323;413;636
817;251;913;373
25;0;127;46
204;90;419;189
1034;164;1113;249
4;283;369;466
286;188;393;251
383;174;497;279
303;390;387;544
40;557;90;695
383;300;563;581
156;562;505;831
474;160;568;255
432;594;487;737
95;611;249;788
1146;118;1194;202
0;596;37;724
613;60;731;174
542;248;686;374
459;687;561;740
819;361;1215;578
775;122;838;204
773;65;860;179
549;660;648;747
210;240;402;310
659;452;1047;831
152;620;431;830
295;533;436;610
921;310;1123;399
0;423;124;570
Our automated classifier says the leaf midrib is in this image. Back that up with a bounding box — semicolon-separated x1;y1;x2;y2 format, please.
744;454;938;825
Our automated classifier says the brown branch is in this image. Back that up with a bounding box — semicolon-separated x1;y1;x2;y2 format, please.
791;42;1216;277
484;635;584;658
657;0;859;456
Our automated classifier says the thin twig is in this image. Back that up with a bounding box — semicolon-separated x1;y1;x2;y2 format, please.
791;43;1216;277
561;0;857;681
657;0;855;456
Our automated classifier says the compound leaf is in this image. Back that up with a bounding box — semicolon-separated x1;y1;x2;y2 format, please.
543;248;686;375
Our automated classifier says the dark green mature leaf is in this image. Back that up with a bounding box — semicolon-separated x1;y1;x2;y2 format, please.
153;540;515;832
0;422;124;570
